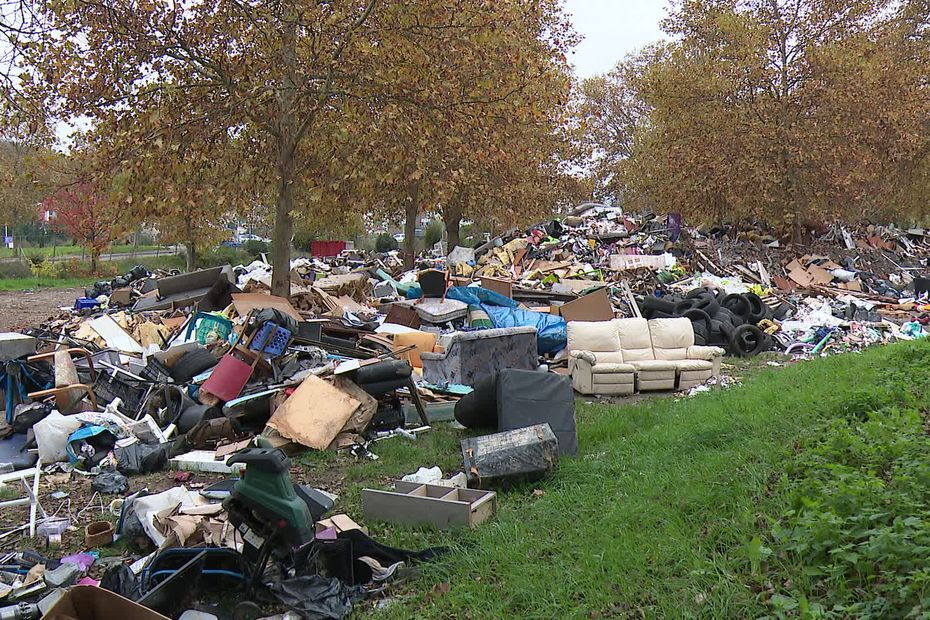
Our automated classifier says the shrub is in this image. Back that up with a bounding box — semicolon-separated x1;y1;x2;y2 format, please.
424;218;444;248
198;246;252;268
244;239;270;257
293;230;314;252
29;258;60;279
375;233;399;253
0;261;33;279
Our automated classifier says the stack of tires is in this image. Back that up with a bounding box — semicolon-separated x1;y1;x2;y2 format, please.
639;287;778;357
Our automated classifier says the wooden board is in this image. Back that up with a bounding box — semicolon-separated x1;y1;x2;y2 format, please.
266;375;360;450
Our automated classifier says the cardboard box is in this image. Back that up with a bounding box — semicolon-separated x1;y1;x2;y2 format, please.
42;585;169;619
557;288;614;323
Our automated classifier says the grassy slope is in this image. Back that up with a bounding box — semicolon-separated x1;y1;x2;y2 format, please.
0;244;166;258
0;276;93;291
310;342;926;618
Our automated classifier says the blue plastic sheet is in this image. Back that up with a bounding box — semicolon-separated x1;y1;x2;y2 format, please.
484;306;567;354
445;286;518;309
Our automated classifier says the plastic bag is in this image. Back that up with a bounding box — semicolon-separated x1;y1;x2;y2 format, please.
115;442;168;475
92;470;129;494
484;306;567;354
269;575;363;619
34;411;83;463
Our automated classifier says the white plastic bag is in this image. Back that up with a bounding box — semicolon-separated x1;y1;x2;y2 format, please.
34;411;82;463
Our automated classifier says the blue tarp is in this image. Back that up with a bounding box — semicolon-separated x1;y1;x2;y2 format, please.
485;306;567;354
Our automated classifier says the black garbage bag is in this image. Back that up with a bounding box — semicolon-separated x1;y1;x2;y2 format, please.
115;442;168;475
100;563;142;600
255;307;299;335
270;575;364;620
92;470;129;494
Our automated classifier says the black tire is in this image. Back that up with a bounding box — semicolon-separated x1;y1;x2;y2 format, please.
170;348;219;383
708;319;731;346
683;308;712;335
715;306;744;327
640;296;678;315
721;293;750;318
692;295;720;317
728;324;768;357
686;287;714;299
674;299;697;315
745;293;767;324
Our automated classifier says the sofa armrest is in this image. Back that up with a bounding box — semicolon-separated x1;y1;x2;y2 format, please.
419;351;447;362
569;350;597;364
687;345;725;361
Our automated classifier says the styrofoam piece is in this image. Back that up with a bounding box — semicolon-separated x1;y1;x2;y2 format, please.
169;450;246;474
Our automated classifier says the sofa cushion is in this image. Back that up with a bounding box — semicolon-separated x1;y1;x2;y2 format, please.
670;359;713;372
628;359;679;371
567;321;620;353
648;318;695;361
592;351;625;365
614;318;654;361
591;362;636;374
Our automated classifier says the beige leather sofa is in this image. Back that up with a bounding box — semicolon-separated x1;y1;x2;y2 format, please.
567;321;636;396
568;317;724;394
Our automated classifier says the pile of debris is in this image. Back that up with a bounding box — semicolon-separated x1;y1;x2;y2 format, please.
0;204;927;619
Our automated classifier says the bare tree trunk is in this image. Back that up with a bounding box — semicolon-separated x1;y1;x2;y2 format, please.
185;218;196;271
185;242;196;271
403;201;418;270
271;1;297;298
402;181;421;270
91;248;99;274
271;164;295;296
443;205;462;250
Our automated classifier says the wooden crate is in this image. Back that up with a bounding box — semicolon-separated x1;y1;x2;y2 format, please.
361;481;497;529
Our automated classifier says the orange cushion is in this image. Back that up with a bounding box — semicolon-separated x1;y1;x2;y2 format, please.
393;331;438;368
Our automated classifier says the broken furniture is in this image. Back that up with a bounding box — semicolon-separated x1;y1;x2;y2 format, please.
351;359;429;428
567;321;636;396
646;317;726;390
26;348;97;413
362;481;497;529
133;265;236;312
391;331;437;369
420;326;538;387
568;318;725;393
614;317;678;392
615;317;725;391
454;369;578;455
200;314;282;404
461;424;560;488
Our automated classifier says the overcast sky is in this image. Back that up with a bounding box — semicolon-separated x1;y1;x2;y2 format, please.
564;0;669;77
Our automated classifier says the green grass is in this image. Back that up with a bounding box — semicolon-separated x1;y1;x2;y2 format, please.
2;243;169;259
294;341;930;618
0;276;94;291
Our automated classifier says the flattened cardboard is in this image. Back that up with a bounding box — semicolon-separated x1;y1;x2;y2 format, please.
806;265;834;285
557;288;613;322
266;375;360;450
788;266;813;287
231;293;301;322
43;585;169;620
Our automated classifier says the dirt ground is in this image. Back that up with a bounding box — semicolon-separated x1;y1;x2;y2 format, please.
0;287;84;332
